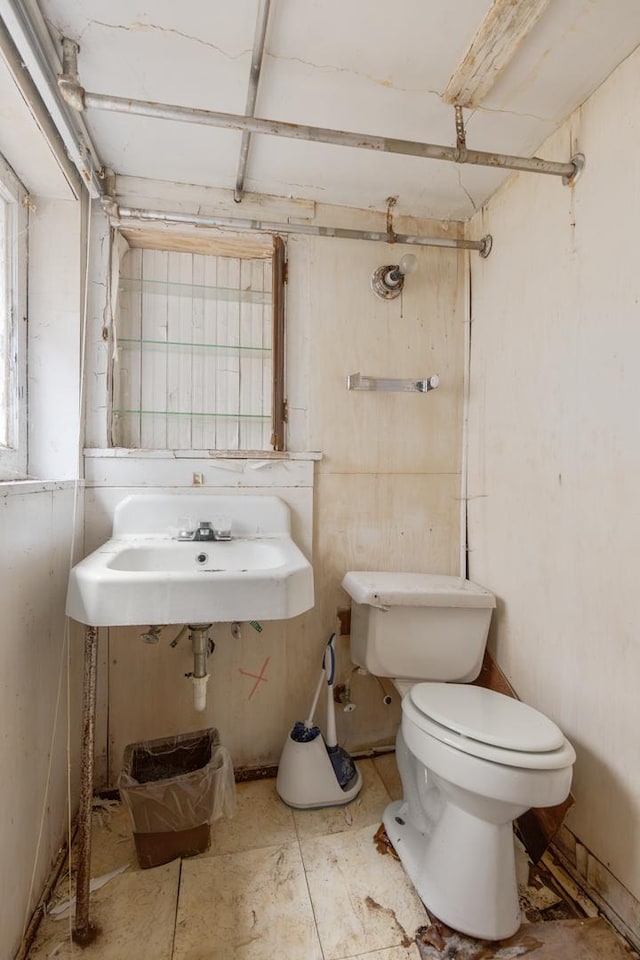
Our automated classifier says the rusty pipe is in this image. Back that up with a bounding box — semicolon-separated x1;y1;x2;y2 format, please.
115;205;493;255
235;0;271;202
72;625;100;945
69;89;583;184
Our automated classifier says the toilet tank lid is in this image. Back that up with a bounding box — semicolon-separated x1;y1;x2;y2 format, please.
341;572;496;609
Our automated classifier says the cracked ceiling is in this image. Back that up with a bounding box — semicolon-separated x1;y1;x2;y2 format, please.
22;0;640;219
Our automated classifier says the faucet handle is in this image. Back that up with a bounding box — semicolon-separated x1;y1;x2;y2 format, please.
177;516;196;540
213;515;232;541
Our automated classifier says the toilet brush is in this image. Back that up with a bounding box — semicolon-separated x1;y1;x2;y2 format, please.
290;668;324;743
324;634;358;789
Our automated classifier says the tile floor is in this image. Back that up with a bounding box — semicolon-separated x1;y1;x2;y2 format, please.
27;755;636;960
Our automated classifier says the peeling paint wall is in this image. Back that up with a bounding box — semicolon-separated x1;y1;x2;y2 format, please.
467;43;640;909
28;198;84;479
0;197;86;959
0;486;84;958
82;202;465;782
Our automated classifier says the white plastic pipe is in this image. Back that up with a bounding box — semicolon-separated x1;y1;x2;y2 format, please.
192;674;210;712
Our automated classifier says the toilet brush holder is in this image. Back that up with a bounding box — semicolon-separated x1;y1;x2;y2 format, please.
276;732;362;809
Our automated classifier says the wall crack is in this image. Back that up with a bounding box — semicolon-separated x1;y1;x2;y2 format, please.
83;20;251;60
267;53;442;96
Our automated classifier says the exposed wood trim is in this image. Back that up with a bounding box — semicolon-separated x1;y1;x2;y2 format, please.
119;224;273;259
271;236;286;451
443;0;552;108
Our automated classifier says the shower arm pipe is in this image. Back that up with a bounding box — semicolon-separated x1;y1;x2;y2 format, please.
234;0;272;203
114;204;493;256
58;79;584;184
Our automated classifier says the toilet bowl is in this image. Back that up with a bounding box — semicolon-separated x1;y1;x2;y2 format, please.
341;571;576;940
385;681;575;939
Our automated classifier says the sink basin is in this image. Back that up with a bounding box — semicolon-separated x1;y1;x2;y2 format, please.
66;494;314;626
107;540;285;573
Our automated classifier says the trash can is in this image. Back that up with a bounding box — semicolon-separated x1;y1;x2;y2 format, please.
118;727;236;869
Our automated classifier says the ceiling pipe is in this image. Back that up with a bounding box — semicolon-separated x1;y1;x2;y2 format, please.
234;0;272;203
114;205;493;257
58;74;584;185
0;20;82;196
2;1;104;197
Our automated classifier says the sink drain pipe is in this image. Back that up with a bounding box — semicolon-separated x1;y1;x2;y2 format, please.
189;624;213;711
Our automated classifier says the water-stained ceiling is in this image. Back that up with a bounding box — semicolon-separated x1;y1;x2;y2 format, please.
14;1;640;218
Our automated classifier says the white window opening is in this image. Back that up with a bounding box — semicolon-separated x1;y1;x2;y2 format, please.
110;236;286;452
0;155;27;480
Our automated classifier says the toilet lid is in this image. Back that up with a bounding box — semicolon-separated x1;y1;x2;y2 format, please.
409;683;565;753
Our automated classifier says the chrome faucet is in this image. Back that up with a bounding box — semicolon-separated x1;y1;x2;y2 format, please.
177;520;232;542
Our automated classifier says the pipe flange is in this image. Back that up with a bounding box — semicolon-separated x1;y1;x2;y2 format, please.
562;153;586;186
479;234;493;259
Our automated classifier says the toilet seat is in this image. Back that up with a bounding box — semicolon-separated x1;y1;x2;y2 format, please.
404;682;576;770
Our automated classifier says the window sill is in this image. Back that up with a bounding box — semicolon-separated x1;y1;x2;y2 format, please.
0;479;82;496
83;448;323;461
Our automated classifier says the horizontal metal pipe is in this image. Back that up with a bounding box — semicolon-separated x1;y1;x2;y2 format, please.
3;1;104;197
83;90;578;181
0;20;82;196
116;205;491;254
235;0;271;202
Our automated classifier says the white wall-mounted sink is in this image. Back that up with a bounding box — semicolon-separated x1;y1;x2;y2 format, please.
66;494;314;626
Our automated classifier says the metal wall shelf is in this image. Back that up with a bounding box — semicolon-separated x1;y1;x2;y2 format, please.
346;373;440;393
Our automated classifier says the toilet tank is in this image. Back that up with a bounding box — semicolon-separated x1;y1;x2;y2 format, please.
341;572;496;682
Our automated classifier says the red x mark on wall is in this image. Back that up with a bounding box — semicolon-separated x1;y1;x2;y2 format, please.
238;656;271;700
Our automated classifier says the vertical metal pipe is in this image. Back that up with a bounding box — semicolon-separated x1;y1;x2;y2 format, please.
234;0;272;202
72;625;100;945
191;626;209;678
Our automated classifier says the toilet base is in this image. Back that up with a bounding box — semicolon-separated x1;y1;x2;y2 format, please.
382;798;521;941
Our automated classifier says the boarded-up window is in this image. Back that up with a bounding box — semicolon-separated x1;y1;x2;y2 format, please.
111;238;285;451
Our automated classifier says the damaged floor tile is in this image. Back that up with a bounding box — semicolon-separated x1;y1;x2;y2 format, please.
205;776;297;856
173;841;323;960
292;759;392;841
373;753;403;801
28;861;179;960
300;822;428;959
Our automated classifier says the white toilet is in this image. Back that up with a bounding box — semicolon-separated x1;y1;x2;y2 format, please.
342;571;576;941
